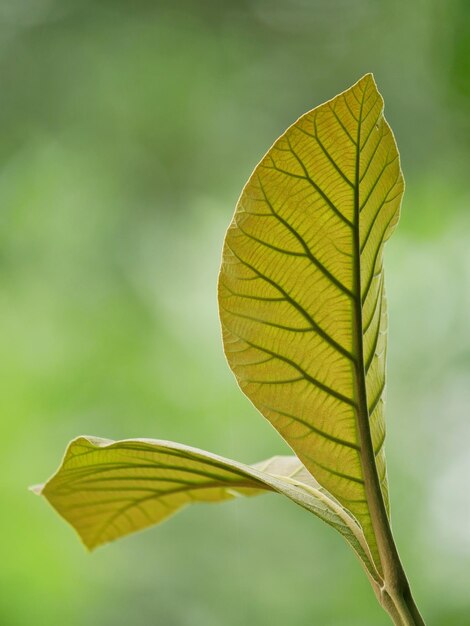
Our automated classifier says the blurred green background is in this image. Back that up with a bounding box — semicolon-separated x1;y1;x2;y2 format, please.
1;1;469;624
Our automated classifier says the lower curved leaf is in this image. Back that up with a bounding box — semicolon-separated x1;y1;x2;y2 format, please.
34;436;380;584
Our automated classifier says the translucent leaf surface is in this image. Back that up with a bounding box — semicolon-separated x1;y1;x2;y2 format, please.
218;74;403;570
35;436;379;581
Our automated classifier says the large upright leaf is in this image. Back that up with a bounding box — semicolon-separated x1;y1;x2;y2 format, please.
34;436;380;584
218;73;403;571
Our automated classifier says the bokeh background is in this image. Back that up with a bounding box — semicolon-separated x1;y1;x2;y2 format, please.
1;1;469;624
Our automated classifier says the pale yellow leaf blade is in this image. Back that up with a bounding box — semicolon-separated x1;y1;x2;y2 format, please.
35;436;379;582
218;74;403;571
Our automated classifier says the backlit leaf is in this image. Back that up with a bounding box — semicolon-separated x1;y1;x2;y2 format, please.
218;74;403;571
35;436;379;582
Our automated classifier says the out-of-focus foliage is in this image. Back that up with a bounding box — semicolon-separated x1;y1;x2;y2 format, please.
1;1;469;625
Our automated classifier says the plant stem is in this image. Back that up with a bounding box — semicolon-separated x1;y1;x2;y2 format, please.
382;583;426;626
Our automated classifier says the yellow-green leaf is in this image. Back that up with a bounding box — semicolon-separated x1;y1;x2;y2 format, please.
34;436;379;582
218;73;403;572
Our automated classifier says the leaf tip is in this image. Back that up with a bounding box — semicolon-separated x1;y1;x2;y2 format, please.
354;72;382;109
358;72;377;89
81;537;99;553
29;483;44;495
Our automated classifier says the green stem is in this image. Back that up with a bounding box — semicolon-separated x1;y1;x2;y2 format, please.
382;583;426;626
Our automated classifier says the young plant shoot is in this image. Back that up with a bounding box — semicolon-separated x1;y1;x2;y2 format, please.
35;74;425;625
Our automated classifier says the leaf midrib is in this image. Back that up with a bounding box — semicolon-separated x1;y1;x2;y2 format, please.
351;79;391;576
